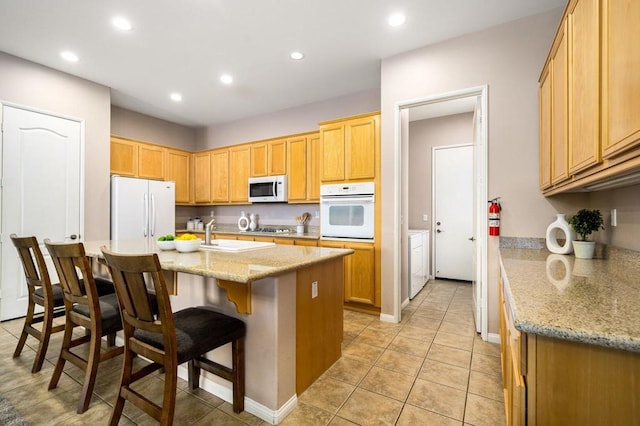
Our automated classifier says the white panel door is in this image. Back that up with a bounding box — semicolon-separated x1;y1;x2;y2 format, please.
1;105;83;320
433;144;474;281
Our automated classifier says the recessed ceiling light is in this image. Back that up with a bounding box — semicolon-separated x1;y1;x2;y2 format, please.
60;51;79;62
112;17;133;31
220;74;233;84
170;93;182;102
388;13;406;27
290;51;304;60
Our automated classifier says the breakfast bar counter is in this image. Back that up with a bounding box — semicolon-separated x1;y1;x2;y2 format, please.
83;239;353;425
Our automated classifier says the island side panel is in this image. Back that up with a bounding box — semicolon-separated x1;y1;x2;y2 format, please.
168;272;296;412
296;258;344;394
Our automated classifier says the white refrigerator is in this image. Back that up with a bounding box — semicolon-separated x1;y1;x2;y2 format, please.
111;176;175;240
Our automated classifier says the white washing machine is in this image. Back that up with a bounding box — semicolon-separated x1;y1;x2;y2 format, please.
408;230;430;299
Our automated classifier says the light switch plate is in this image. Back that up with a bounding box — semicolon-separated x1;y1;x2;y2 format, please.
311;281;318;298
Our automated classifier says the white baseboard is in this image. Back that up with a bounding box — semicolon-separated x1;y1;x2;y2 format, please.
177;365;297;425
487;332;501;344
401;298;410;309
379;313;397;323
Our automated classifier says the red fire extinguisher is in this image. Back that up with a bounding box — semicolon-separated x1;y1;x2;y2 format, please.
488;197;501;236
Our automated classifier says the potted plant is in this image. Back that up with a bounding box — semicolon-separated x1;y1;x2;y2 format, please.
567;209;604;259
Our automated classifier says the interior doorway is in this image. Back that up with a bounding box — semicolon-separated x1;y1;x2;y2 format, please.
394;86;488;340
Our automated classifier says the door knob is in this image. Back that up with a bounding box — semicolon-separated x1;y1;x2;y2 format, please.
436;229;442;233
69;234;77;240
436;221;441;225
468;237;475;241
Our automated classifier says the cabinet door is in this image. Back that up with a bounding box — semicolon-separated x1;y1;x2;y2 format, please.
551;20;569;185
294;239;317;247
229;145;251;202
307;133;321;201
602;0;640;158
166;148;191;204
569;0;601;173
540;66;552;189
345;115;378;180
344;242;375;306
138;143;165;180
250;143;267;177
320;123;345;182
287;136;307;201
110;137;138;176
194;151;212;203
268;138;287;176
211;149;229;203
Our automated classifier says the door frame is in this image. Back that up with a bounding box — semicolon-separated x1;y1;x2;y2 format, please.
392;85;488;340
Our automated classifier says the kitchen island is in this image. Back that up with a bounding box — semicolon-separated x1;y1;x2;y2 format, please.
83;239;353;425
499;246;640;425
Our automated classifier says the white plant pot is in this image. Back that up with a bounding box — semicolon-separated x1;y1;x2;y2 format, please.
572;240;596;259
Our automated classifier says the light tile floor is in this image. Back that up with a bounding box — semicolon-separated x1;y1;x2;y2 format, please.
0;279;505;425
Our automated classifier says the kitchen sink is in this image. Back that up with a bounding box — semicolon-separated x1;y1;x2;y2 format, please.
201;239;276;252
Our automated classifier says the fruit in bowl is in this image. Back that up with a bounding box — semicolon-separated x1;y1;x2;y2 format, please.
156;234;176;250
174;234;202;253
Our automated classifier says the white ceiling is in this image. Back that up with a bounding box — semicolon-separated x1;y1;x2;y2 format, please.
0;0;566;127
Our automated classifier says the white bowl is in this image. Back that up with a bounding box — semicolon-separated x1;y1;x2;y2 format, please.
174;239;202;253
156;240;175;251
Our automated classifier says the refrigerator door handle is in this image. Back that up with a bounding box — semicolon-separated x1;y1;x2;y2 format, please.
143;192;149;237
150;193;156;237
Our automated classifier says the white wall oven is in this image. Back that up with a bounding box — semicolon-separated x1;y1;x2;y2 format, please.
320;182;375;241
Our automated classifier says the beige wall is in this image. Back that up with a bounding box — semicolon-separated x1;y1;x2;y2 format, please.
381;9;569;332
408;112;475;229
0;52;111;240
111;106;198;151
197;89;379;149
589;184;640;251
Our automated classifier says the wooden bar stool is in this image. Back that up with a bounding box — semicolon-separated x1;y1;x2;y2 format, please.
10;234;66;373
101;247;246;426
44;240;123;414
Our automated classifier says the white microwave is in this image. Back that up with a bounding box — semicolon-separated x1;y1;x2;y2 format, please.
248;175;288;203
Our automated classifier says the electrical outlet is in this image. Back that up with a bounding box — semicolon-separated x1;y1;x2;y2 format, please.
611;208;617;227
423;214;428;222
315;210;320;219
311;281;318;298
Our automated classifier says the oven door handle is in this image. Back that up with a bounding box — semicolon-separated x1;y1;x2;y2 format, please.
320;196;374;203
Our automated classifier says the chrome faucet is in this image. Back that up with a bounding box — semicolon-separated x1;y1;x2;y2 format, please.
204;218;217;245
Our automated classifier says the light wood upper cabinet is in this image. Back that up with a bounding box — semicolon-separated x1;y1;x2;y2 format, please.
250;144;267;177
229;145;251;203
551;20;569;185
568;0;601;174
287;132;320;203
211;149;229;203
166;148;191;204
541;0;640;195
251;139;287;177
319;123;345;181
268;138;287;176
138;144;165;180
539;67;552;190
345;115;378;180
307;133;321;200
602;0;640;158
320;112;379;183
193;151;212;203
110;137;138;177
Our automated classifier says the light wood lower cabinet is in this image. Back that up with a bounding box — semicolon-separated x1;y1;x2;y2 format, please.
320;240;378;311
500;273;640;425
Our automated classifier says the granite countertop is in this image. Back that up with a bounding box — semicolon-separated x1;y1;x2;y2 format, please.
83;239;351;283
499;247;640;352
